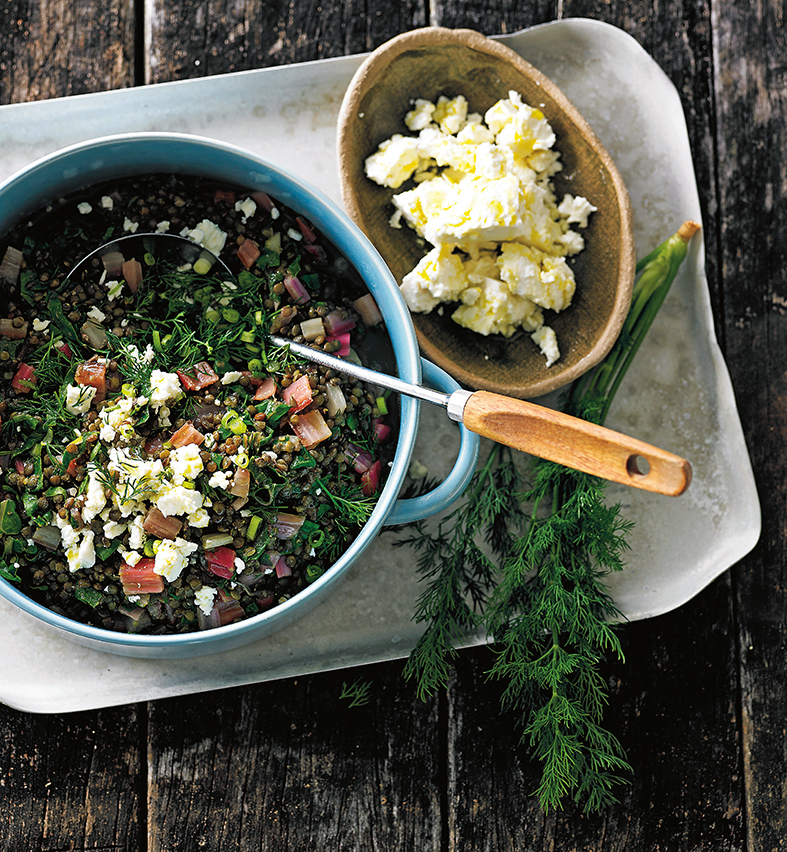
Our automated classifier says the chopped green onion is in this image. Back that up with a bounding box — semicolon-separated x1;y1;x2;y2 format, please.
306;564;324;583
246;514;263;541
201;532;235;551
222;308;240;323
375;396;387;415
193;257;212;275
240;330;256;344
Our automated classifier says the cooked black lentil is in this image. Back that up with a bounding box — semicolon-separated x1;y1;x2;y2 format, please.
0;173;394;634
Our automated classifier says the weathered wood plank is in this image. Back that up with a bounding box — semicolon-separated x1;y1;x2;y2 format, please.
144;0;429;84
712;0;787;848
447;576;743;851
147;661;442;851
0;0;137;104
0;703;144;852
429;0;558;32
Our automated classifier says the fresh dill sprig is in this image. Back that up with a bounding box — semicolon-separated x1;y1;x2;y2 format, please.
339;678;372;708
402;222;700;812
316;479;377;527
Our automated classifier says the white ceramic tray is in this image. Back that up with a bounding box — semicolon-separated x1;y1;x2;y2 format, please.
0;19;760;714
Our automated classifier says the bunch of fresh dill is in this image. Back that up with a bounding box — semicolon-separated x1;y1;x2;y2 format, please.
399;221;700;812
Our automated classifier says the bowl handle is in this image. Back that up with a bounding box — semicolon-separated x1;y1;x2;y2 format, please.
384;358;480;526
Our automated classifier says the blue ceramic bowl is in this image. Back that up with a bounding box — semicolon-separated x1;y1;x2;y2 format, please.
0;133;479;658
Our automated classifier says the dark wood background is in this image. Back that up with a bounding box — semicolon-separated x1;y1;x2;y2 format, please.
0;1;783;849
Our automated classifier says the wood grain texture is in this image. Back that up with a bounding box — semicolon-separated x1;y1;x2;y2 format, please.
448;579;743;852
713;0;787;848
144;0;429;84
0;0;136;104
0;703;143;851
147;662;442;851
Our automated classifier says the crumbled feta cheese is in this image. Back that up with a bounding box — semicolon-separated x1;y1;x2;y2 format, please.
128;515;146;551
105;280;123;301
87;305;106;323
364;134;424;189
82;469;108;524
156;220;170;233
149;370;183;409
169;443;204;484
453;277;543;338
364;90;596;365
65;384;97;415
100;195;114;209
77;202;92;215
65;530;96;573
433;94;469;134
121;549;142;568
208;470;232;490
235;197;257;223
98;396;136;442
123;217;139;233
153;537;199;582
184;219;227;255
221;371;244;385
558;194;598;229
194;585;217;615
531;325;561;367
404;98;436;131
400;245;468;313
188;507;210;528
156;484;205;517
32;318;50;332
103;520;127;539
53;512;79;550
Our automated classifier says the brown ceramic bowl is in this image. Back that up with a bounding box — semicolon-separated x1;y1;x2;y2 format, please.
337;27;635;399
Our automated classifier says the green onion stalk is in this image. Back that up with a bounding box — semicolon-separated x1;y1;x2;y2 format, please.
401;220;701;813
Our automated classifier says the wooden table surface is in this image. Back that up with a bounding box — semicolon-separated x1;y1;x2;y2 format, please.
0;1;782;850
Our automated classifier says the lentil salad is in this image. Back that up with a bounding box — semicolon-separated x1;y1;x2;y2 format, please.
0;173;395;634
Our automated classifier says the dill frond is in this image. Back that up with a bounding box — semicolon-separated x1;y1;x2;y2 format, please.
401;223;700;812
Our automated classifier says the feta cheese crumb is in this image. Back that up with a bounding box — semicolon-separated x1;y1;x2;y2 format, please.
77;202;92;215
149;370;183;409
194;586;217;616
364;90;596;365
208;470;232;490
220;371;244;385
87;305;106;323
184;219;227;255
154;537;199;582
169;443;204;484
235;197;257;223
65;384;97;415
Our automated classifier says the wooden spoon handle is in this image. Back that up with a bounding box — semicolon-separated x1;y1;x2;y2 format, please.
462;391;692;496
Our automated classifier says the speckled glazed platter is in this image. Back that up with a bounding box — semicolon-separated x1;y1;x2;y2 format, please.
0;19;759;713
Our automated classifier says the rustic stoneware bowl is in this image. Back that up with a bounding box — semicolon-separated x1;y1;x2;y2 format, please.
0;132;479;659
337;27;636;400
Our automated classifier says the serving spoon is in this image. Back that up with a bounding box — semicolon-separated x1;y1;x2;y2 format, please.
68;233;691;497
